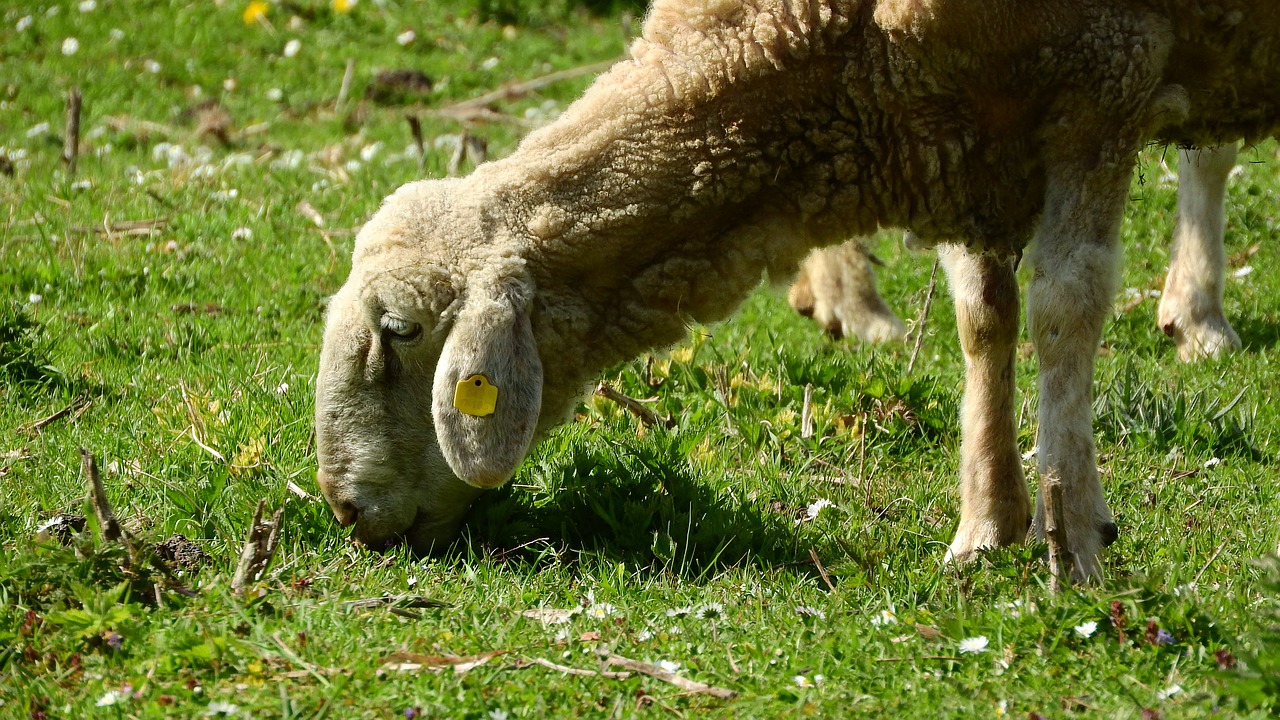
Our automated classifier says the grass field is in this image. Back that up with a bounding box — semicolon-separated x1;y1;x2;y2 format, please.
3;1;1280;717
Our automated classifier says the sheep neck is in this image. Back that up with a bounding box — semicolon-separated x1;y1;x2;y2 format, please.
470;4;1011;424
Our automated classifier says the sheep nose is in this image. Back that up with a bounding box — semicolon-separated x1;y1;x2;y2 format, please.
331;498;360;527
316;469;360;526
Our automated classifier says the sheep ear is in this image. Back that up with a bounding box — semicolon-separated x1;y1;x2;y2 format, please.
432;284;543;489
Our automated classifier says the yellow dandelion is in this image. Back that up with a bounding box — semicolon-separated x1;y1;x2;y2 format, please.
242;0;268;25
332;0;356;12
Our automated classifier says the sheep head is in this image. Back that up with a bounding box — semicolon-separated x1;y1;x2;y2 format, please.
315;178;544;553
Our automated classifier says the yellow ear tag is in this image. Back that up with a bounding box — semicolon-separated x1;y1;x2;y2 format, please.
453;374;498;417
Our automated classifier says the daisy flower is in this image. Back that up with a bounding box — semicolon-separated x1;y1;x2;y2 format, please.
795;605;826;620
243;1;268;25
871;609;897;627
695;602;724;620
806;498;833;519
1074;620;1098;638
958;636;989;654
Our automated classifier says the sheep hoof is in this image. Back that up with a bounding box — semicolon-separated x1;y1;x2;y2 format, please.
1100;521;1118;547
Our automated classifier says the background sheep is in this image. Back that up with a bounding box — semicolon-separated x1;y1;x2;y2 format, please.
315;0;1280;582
790;145;1245;361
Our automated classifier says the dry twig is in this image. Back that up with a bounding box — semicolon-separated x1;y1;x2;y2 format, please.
906;257;940;375
231;499;284;594
64;88;82;177
600;652;737;699
810;548;837;593
800;383;815;439
595;381;674;429
82;448;125;544
19;396;90;436
441;59;620;113
519;656;632;680
1042;478;1073;593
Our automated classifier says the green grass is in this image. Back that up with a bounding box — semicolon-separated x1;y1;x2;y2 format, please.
3;1;1280;717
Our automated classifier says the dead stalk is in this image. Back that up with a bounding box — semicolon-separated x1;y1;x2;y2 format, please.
906;257;940;376
232;499;284;594
1042;478;1073;593
64;88;82;177
595;381;673;429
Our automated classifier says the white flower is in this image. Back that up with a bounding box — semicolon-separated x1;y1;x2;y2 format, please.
71;179;92;191
109;28;124;41
637;629;653;641
1234;265;1254;278
28;293;43;305
62;37;79;55
871;609;897;627
657;659;681;673
17;15;33;31
145;59;161;74
396;29;416;45
26;121;50;138
283;39;301;57
266;87;283;102
1074;621;1098;638
360;142;384;162
406;575;418;587
481;56;500;71
223;78;237;92
206;701;240;716
488;711;508;720
586;603;616;619
795;605;826;620
695;602;724;620
957;636;989;654
794;674;823;687
1204;457;1222;468
275;383;290;395
1157;684;1182;700
231;227;252;240
805;498;833;519
78;0;97;11
665;606;692;618
96;691;125;707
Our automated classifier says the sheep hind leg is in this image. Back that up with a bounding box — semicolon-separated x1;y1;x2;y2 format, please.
1025;158;1133;583
788;241;907;343
940;244;1030;562
1157;144;1241;362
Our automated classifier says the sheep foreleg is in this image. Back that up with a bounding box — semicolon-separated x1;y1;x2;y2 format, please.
941;244;1029;562
1025;153;1131;583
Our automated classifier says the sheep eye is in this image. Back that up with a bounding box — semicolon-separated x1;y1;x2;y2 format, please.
380;315;422;341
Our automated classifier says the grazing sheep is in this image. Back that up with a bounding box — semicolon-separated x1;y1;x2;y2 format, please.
1159;145;1244;361
790;145;1245;358
315;0;1280;581
789;240;908;343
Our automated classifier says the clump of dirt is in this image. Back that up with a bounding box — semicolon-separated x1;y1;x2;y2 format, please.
365;69;434;104
35;514;88;545
153;534;212;573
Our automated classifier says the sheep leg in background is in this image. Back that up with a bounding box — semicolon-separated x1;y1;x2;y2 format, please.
788;241;907;343
1158;144;1242;361
939;244;1029;561
1025;144;1134;583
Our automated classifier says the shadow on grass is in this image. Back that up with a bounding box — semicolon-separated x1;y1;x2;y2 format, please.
1;300;106;406
463;426;813;576
1233;314;1280;354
